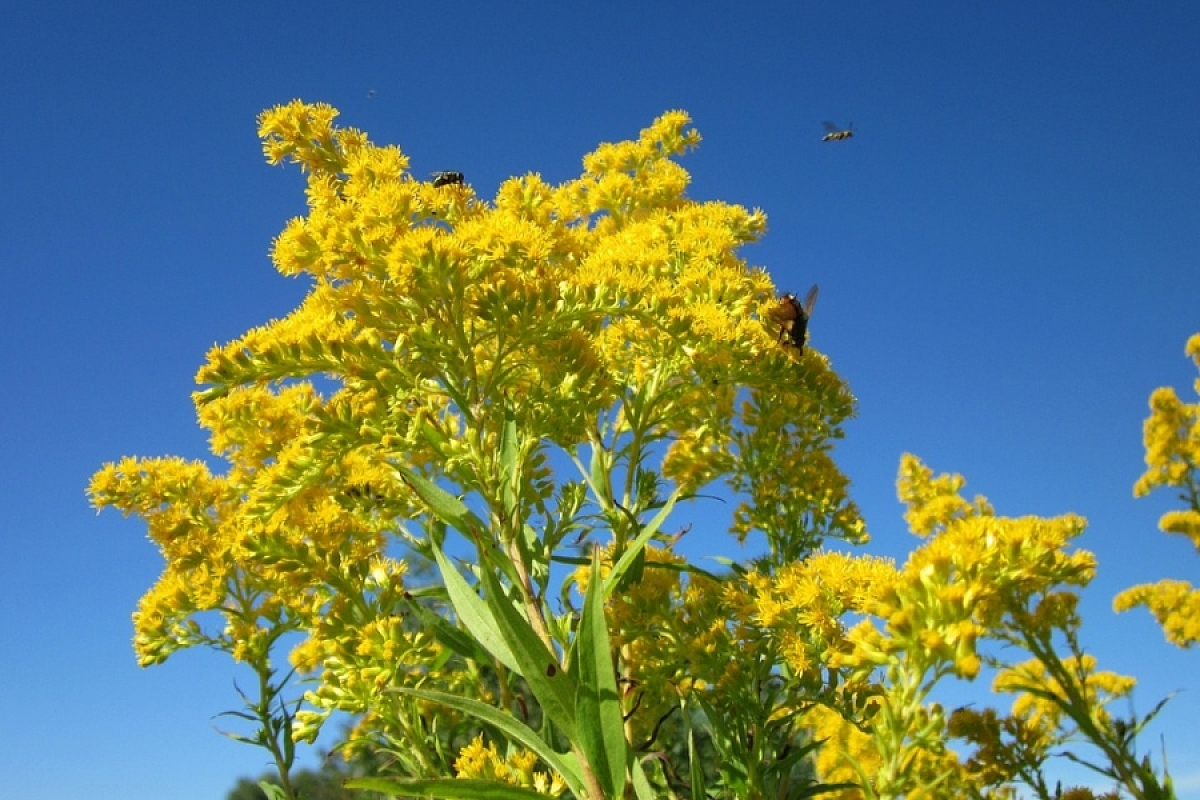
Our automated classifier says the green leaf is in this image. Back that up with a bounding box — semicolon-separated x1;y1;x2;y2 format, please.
390;687;587;799
432;544;521;674
256;781;291;800
588;444;611;506
393;465;487;539
477;565;579;741
604;488;681;599
576;551;627;799
685;703;706;800
550;554;591;567
419;419;451;457
1141;690;1177;727
346;777;555;799
630;759;658;800
664;560;724;582
405;593;493;665
280;709;295;768
706;555;748;576
499;410;520;515
793;781;862;799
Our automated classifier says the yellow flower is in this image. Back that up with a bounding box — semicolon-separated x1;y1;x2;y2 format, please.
1114;579;1200;646
453;735;564;794
807;703;880;797
1134;384;1200;501
1123;333;1200;649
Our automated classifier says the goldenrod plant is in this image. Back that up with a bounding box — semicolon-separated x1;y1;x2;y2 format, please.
91;103;1181;800
807;458;1174;800
1117;334;1200;646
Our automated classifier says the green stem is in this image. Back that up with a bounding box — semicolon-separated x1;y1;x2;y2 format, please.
254;659;298;800
1017;621;1171;800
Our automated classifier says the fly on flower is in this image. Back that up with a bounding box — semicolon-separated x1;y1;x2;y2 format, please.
821;121;854;142
431;171;465;187
770;285;819;352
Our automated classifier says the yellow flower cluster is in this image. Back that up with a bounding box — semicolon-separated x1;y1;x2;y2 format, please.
996;655;1135;734
1135;386;1200;514
289;609;470;749
194;101;862;550
90;456;243;665
1115;578;1200;646
948;706;1049;790
1133;333;1200;502
1118;332;1200;648
744;550;897;681
807;456;1109;798
810;702;1021;800
806;703;883;798
879;456;1094;679
453;735;566;796
944;656;1137;800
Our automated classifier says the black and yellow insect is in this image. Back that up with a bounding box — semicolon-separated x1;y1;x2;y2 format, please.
431;171;465;187
821;121;854;142
770;285;819;352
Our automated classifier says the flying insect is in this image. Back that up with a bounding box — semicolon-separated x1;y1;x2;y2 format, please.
821;121;854;142
431;171;465;187
770;285;819;351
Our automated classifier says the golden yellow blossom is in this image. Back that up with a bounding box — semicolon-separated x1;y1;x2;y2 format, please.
1114;579;1200;646
1121;332;1200;651
453;735;565;796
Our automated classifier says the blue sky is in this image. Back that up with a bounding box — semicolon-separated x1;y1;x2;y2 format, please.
2;2;1198;798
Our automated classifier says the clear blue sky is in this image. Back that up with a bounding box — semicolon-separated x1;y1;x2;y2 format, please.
2;2;1198;798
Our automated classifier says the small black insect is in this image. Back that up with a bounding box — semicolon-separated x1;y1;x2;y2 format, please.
821;121;854;142
770;285;819;351
347;484;385;502
431;171;465;187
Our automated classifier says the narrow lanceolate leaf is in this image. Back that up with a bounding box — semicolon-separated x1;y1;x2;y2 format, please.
346;777;555;800
256;782;291;800
588;442;611;506
405;593;493;665
630;759;658;800
478;565;579;741
790;780;862;798
499;411;520;515
604;488;681;599
390;687;587;799
684;703;706;800
432;544;521;674
393;465;487;538
576;551;627;799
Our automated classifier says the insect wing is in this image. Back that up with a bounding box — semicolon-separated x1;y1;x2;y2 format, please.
801;285;819;318
822;121;840;133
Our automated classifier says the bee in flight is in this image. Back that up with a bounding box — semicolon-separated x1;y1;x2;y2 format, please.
821;121;854;142
770;285;819;352
431;171;465;187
